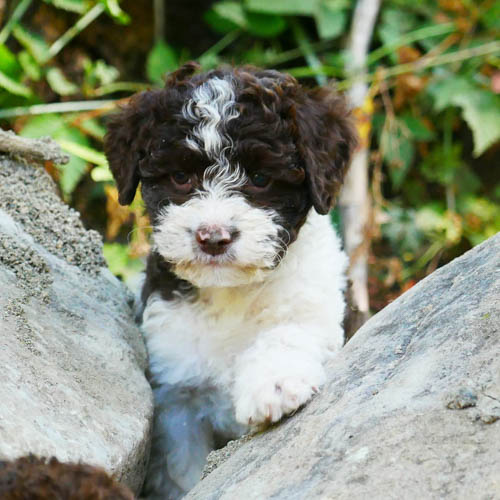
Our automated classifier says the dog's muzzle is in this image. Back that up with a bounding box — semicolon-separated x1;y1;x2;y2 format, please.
195;225;238;256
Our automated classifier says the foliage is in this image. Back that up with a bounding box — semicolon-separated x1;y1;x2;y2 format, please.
0;0;499;307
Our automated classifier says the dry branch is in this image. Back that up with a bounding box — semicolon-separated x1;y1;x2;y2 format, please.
339;0;381;340
0;129;69;164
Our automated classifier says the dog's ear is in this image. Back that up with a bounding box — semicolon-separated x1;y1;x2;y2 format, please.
292;87;358;214
104;92;154;205
105;62;200;206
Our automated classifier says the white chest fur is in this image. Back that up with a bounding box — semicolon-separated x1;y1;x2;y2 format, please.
142;211;347;392
141;211;348;497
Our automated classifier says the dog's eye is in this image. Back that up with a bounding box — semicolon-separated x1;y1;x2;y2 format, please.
172;170;191;186
170;170;193;192
250;172;271;189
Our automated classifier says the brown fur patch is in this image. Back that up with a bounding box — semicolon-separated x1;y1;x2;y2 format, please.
0;455;134;500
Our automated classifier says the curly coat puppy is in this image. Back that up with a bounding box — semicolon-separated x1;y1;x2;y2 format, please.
0;455;134;499
105;63;357;499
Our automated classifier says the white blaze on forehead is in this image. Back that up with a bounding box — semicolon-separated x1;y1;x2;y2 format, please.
182;77;239;159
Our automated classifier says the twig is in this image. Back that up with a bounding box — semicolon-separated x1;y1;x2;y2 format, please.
0;0;32;45
154;0;166;43
0;99;120;119
0;129;70;164
339;0;382;339
47;4;105;61
93;81;152;96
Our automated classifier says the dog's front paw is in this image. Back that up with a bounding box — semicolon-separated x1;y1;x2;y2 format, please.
234;376;320;426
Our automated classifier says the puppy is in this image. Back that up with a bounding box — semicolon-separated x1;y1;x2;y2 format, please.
105;62;357;499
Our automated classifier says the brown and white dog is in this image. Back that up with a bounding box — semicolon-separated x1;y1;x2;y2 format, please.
105;62;357;499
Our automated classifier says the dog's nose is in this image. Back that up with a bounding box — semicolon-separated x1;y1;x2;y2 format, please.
195;225;234;256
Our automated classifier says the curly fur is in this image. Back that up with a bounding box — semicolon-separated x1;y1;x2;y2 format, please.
0;455;134;500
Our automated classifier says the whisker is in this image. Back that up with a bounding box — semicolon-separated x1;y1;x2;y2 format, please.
126;226;154;244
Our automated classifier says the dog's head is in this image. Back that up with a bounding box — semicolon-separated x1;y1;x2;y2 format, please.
105;63;357;287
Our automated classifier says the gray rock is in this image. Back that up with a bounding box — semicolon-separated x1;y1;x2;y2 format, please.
187;233;500;500
0;157;153;494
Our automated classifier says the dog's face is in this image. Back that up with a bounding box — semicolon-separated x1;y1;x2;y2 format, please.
105;63;356;287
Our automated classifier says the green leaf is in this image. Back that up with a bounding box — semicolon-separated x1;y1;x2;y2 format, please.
0;70;32;97
480;2;500;31
91;164;114;182
146;41;178;84
382;206;423;254
46;67;78;95
314;2;347;40
204;9;240;34
377;8;417;63
103;242;144;281
245;0;318;15
419;143;463;185
455;91;500;157
21;114;92;197
58;153;88;196
93;59;119;85
212;2;247;28
415;204;462;245
246;12;286;37
18;51;42;81
415;206;446;233
378;8;417;45
401;114;435;141
57;138;108;166
12;25;50;64
380;118;415;188
21;114;65;137
45;0;88;14
198;52;221;69
77;116;107;140
101;0;130;24
455;164;481;195
429;77;500;156
0;45;22;77
82;58;119;89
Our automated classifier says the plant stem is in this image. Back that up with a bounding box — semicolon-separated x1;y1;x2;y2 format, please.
263;39;338;67
47;4;105;61
339;0;381;340
290;19;327;86
286;41;500;87
444;108;456;213
0;99;120;119
154;0;166;43
198;30;241;63
366;22;456;65
93;81;153;96
0;0;32;45
348;40;500;89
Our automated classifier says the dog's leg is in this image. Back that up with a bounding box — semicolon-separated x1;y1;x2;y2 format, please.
232;324;335;425
143;386;214;499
